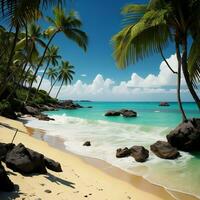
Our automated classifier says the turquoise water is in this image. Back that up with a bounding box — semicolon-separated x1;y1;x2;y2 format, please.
45;102;200;128
27;102;200;198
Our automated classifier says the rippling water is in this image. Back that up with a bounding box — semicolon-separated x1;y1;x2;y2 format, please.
26;102;200;198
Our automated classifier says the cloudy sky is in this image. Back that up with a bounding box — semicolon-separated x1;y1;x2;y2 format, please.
37;0;199;101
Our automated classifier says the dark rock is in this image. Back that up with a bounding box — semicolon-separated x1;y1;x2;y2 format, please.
41;105;56;111
44;189;52;193
0;143;15;161
87;106;92;108
36;114;54;121
130;146;149;162
44;157;62;172
116;147;131;158
83;141;91;146
0;162;14;192
120;110;137;117
150;141;180;159
5;143;47;174
59;100;83;110
105;111;120;116
167;118;200;152
24;106;40;116
159;102;170;106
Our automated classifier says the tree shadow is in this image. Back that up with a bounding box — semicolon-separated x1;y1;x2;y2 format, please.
44;172;76;189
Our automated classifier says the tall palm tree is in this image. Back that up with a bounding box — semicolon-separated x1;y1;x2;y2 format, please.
35;45;61;94
55;61;74;99
112;1;200;121
26;6;88;102
47;67;58;95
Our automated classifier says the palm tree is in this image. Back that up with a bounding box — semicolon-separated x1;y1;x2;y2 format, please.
112;1;200;121
35;45;61;94
47;67;58;95
55;61;74;99
26;6;88;102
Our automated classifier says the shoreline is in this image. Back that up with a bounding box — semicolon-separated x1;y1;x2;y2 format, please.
27;123;199;200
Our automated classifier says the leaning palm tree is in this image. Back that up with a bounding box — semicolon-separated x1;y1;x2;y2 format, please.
55;61;74;99
26;6;88;102
35;45;61;94
47;67;58;95
112;1;200;121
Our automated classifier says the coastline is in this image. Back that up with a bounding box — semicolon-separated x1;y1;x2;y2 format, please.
0;116;199;200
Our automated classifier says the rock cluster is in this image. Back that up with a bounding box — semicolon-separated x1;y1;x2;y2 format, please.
105;109;137;118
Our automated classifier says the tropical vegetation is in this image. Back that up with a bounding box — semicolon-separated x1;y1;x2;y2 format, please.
112;0;200;121
0;0;88;118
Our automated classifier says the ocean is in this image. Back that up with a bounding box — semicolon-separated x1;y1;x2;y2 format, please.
26;102;200;198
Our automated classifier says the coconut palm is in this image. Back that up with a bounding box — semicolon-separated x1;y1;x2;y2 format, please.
47;67;58;95
36;45;61;94
112;1;200;121
26;6;88;102
55;61;74;99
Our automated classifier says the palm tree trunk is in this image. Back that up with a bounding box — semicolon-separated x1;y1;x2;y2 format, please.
55;79;64;99
24;30;58;103
181;36;200;110
176;41;187;122
48;76;59;95
0;23;20;98
35;59;51;95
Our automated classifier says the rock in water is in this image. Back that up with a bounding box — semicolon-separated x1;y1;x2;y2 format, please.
83;141;91;146
120;110;137;117
150;141;180;159
159;102;170;106
5;143;47;174
130;146;149;162
116;147;131;158
167;118;200;152
105;111;121;116
0;162;14;192
44;157;62;172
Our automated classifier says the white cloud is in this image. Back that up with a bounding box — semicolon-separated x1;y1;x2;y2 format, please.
35;54;198;101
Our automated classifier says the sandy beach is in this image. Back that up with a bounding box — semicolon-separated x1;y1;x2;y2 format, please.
0;116;199;200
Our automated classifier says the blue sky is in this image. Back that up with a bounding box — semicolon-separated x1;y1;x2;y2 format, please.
36;0;198;101
41;0;174;84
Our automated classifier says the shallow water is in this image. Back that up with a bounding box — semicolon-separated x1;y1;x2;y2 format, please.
26;102;200;198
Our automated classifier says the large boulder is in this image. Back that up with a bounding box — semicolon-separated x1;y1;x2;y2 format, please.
35;114;55;121
130;146;149;162
44;157;62;172
167;118;200;152
150;141;180;159
60;100;83;110
159;102;170;106
120;109;137;117
0;143;15;161
0;162;14;192
116;147;131;158
105;111;120;116
5;143;47;174
24;106;40;116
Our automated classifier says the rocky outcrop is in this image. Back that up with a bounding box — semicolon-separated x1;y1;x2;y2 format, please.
116;147;131;158
60;100;83;110
5;143;47;174
0;162;14;192
130;146;149;162
35;114;55;121
105;109;137;117
167;118;200;152
120;109;137;117
40;105;57;111
0;143;15;161
44;157;62;172
150;141;180;159
105;111;121;116
24;106;40;115
159;102;170;106
83;141;91;146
